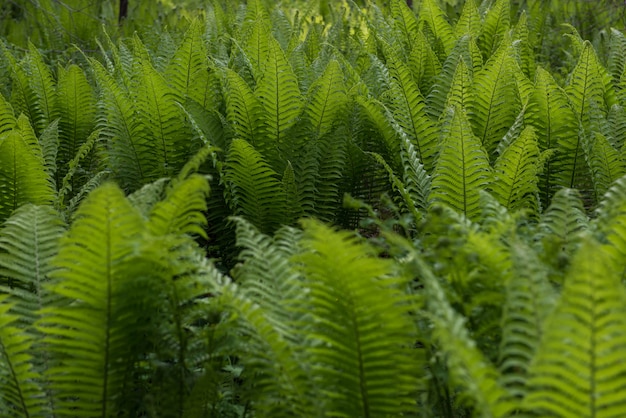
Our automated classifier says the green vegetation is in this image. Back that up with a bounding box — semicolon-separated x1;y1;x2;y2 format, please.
1;0;626;416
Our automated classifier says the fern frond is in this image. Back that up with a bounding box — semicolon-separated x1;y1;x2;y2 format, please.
149;174;209;238
385;46;439;172
254;37;303;156
417;0;456;58
477;0;510;57
412;254;516;417
455;0;481;38
0;128;54;222
56;64;96;184
25;42;58;135
0;92;16;135
492;126;541;213
512;11;535;80
407;29;442;94
444;58;473;112
224;138;285;234
39;183;163;417
389;0;419;52
430;106;493;220
526;67;581;204
524;238;626;417
0;298;47;417
498;242;555;399
586;132;626;200
305;59;347;139
223;68;261;145
469;39;520;157
298;219;420;416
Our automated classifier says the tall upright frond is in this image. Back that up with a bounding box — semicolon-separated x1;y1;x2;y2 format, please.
417;0;456;58
430;107;493;220
223;68;261;145
477;0;510;57
305;59;347;139
586;132;626;200
524;238;626;417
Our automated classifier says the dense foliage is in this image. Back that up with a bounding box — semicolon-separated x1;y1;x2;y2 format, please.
1;0;626;416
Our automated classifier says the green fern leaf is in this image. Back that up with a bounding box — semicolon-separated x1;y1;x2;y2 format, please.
224;138;285;234
418;0;456;58
469;39;521;157
57;64;96;184
524;238;626;417
0;128;53;222
386;46;439;172
526;67;581;204
407;29;442;94
224;68;262;145
305;59;347;139
499;242;555;399
0;298;47;417
298;220;420;416
0;92;15;135
26;42;58;135
39;183;163;417
455;0;481;38
254;37;303;155
492;126;541;213
586;132;626;200
477;0;510;57
389;0;419;52
444;58;473;112
430;106;493;220
412;254;516;417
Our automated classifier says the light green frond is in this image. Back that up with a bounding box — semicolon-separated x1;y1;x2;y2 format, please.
56;64;96;184
430;106;493;220
224;138;285;234
385;46;439;172
149;174;209;238
608;28;626;86
26;42;58;135
224;68;262;145
355;95;400;167
389;0;419;52
455;0;481;38
0;92;15;135
0;298;47;417
586;132;626;200
137;60;194;178
524;238;626;418
444;58;473;112
38;183;165;417
499;242;555;399
538;188;588;260
92;60;152;191
412;255;516;418
243;18;272;77
165;18;210;106
298;219;420;417
407;29;442;94
305;59;347;139
418;0;456;58
469;39;521;157
38;120;59;185
477;0;510;57
56;129;99;209
566;41;617;131
492;126;541;213
254;37;303;155
525;67;581;204
401;134;432;213
594;175;626;273
0;129;54;222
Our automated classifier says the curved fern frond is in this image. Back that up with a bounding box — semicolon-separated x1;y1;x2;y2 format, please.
298;219;420;417
0;92;16;135
469;39;520;157
223;68;261;145
0;128;54;222
92;60;153;191
512;11;535;80
492;126;541;213
586;132;626;200
56;64;96;185
430;106;493;220
0;298;47;417
407;29;442;94
412;255;516;417
477;0;510;57
149;174;209;238
224;138;285;234
499;242;555;399
526;67;581;204
417;0;456;58
455;0;481;38
594;175;626;274
389;0;419;52
385;46;439;172
25;42;58;135
40;183;167;417
524;238;626;417
444;58;473;112
305;59;347;139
